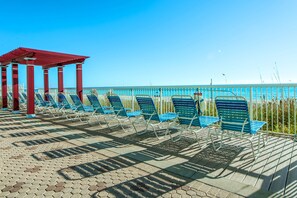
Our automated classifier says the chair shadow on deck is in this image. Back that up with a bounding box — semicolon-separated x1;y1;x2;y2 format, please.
121;129;167;143
93;169;192;198
121;128;180;144
58;149;166;180
32;140;125;161
35;114;297;197
85;144;243;198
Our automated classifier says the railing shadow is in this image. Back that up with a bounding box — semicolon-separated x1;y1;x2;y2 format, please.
0;125;35;131
13;133;92;147
247;155;297;197
0;121;23;126
3;128;70;138
0;122;53;132
283;167;297;197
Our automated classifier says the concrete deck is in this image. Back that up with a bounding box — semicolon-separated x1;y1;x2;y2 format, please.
0;110;296;197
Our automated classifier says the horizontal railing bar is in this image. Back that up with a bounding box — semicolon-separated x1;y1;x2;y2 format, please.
36;83;297;90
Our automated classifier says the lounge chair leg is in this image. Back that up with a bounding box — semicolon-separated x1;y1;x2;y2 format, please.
210;133;216;150
94;115;100;125
103;117;112;130
96;117;104;127
206;127;213;145
262;132;268;146
214;130;224;151
131;121;138;133
247;136;256;160
165;128;172;140
172;130;183;142
120;121;126;132
196;136;202;148
152;125;160;139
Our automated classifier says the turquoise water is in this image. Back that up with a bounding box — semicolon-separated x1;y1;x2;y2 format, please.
46;86;297;101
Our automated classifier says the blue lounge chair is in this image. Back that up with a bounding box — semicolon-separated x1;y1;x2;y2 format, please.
57;93;77;119
69;94;95;122
86;94;114;126
35;93;50;113
169;95;219;144
215;96;267;159
19;92;27;109
7;92;26;109
45;93;63;117
21;92;27;101
107;95;142;132
7;92;13;108
135;95;177;138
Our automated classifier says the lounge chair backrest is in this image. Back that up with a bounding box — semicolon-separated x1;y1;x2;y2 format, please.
22;92;27;99
8;92;13;101
107;95;128;117
70;94;85;111
57;93;72;109
35;93;47;106
87;94;105;114
136;95;160;122
172;95;201;127
215;96;251;133
46;94;59;108
19;93;26;103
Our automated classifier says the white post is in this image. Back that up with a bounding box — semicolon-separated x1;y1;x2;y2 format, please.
249;86;253;120
131;88;135;111
159;88;163;114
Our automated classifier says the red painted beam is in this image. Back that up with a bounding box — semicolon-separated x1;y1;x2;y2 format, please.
1;66;8;110
26;58;35;118
12;63;19;112
58;66;64;93
43;68;49;100
76;63;83;102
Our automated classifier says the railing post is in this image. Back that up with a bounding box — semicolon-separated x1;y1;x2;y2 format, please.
249;86;253;120
159;88;163;114
131;88;135;111
281;87;285;134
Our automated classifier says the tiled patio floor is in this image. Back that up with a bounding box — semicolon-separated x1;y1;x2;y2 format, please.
0;110;295;197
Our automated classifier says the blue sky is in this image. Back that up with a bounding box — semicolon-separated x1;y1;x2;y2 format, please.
1;0;297;88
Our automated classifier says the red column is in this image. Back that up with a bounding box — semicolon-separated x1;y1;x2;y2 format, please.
43;68;49;100
1;66;8;110
76;63;83;102
58;66;64;93
12;63;19;113
25;58;36;118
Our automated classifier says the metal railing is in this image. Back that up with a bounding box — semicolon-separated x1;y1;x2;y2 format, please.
37;83;297;137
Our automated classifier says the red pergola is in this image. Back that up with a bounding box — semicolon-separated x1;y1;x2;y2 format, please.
0;47;89;118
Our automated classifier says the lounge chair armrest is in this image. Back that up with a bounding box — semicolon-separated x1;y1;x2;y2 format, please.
115;107;125;116
141;111;158;122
